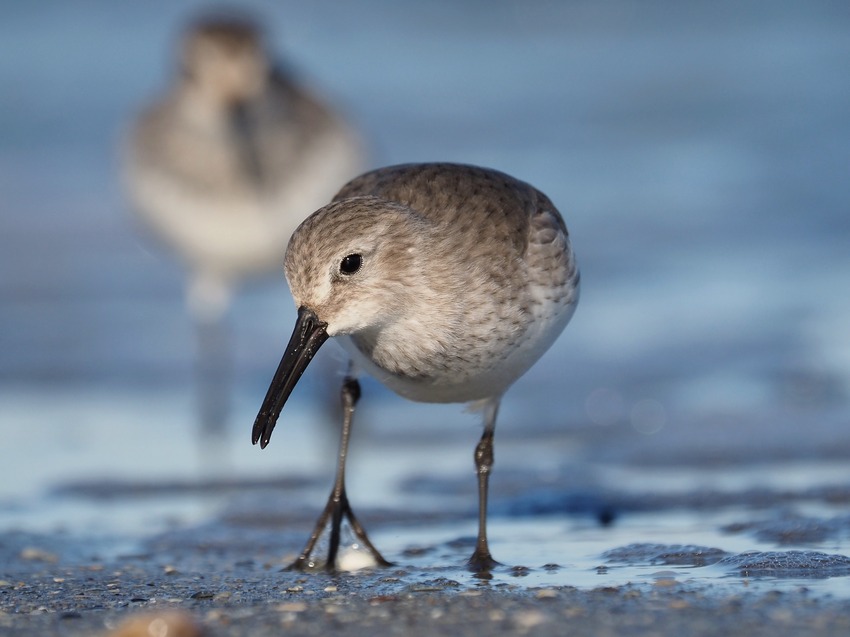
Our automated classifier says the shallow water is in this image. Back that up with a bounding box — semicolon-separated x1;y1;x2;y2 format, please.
4;384;850;598
1;0;850;608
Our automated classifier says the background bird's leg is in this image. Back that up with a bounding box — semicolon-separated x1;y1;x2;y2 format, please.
189;275;233;474
195;316;231;437
468;398;501;572
288;372;390;571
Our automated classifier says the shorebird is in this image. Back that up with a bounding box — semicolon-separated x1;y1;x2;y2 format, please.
253;163;579;571
123;14;363;443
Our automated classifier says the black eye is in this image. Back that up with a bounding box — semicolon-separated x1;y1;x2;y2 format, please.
339;253;362;275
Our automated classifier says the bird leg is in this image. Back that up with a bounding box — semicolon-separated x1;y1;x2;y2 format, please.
287;376;391;571
467;399;501;572
195;316;231;434
194;313;232;472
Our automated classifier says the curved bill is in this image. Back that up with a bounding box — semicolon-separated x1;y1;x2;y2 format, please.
252;306;329;449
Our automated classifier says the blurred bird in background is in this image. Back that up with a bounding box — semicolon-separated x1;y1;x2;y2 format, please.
123;12;364;460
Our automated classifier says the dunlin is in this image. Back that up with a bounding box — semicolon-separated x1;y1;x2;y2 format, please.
253;163;579;571
124;14;363;441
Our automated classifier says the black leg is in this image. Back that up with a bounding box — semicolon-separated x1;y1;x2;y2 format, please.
287;375;391;571
467;399;501;572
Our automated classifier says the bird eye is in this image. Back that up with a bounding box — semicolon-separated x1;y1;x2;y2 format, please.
339;253;362;275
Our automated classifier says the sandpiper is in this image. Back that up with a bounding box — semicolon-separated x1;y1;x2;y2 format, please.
123;14;363;442
253;163;579;572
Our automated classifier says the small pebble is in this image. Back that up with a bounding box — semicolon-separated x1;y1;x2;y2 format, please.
105;611;203;637
535;588;559;599
190;591;214;600
512;609;550;629
20;548;58;563
654;578;678;588
276;602;307;613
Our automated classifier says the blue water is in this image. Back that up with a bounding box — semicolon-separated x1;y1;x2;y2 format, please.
1;0;849;595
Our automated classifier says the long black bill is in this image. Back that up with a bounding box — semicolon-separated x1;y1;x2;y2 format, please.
252;307;329;449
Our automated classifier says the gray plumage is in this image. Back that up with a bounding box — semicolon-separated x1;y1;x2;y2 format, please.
254;163;579;571
284;163;579;403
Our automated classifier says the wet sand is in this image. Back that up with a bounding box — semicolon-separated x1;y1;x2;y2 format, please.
5;445;850;637
4;546;850;637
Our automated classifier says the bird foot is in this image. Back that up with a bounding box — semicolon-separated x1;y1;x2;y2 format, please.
285;494;392;572
467;549;501;574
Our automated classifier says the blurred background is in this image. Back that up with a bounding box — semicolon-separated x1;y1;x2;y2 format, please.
1;0;849;568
